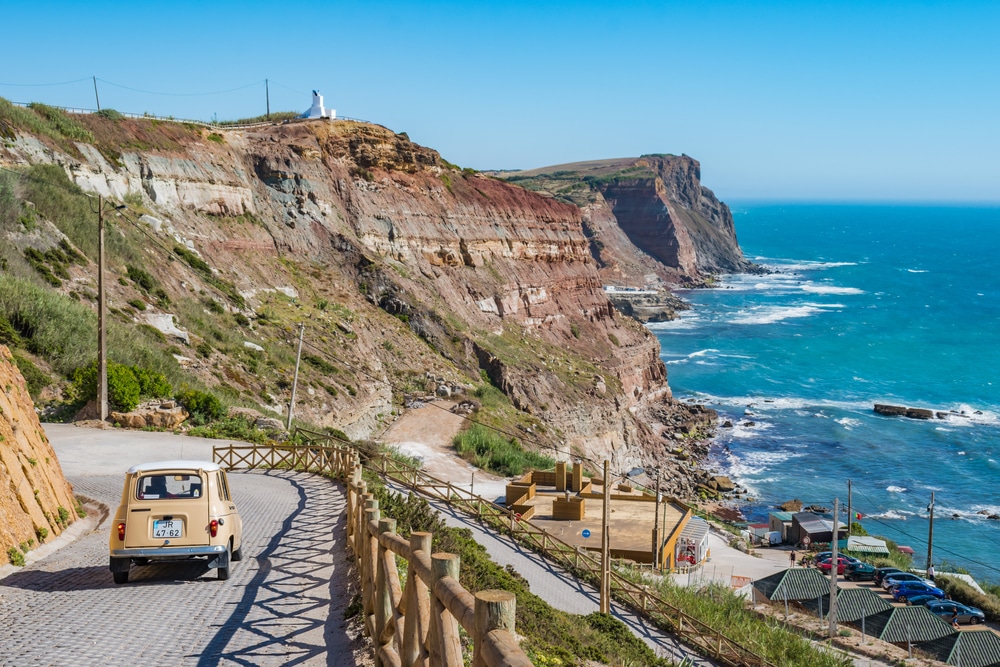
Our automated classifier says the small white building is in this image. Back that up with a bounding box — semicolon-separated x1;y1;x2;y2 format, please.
302;90;336;120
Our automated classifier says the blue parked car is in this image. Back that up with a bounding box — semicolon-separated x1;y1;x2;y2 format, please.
882;572;932;590
891;582;946;603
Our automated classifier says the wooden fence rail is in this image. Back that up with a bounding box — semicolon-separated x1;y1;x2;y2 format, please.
213;441;533;667
214;438;775;667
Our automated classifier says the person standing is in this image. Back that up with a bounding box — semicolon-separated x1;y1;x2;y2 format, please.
790;550;797;567
927;563;936;581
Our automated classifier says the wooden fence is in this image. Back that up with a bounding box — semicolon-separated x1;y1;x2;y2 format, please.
213;439;532;667
214;437;776;667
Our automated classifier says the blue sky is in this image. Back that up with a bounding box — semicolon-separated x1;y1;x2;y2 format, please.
2;1;998;202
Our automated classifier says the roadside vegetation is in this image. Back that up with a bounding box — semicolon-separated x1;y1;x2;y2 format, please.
366;477;672;667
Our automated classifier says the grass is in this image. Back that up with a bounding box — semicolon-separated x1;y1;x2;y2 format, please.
368;480;671;667
215;111;299;126
453;422;553;477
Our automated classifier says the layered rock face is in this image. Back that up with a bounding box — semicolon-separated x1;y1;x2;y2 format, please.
498;155;752;287
0;117;732;490
0;346;77;560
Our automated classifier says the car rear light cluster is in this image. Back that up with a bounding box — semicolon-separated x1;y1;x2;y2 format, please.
210;519;219;537
117;522;126;541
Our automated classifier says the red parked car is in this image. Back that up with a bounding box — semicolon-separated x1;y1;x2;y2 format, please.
817;557;850;574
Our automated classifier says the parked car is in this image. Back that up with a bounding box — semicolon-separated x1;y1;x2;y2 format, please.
814;553;860;566
874;567;905;586
845;562;876;581
817;557;851;574
109;460;243;584
883;572;932;590
926;601;986;625
905;595;940;607
891;582;946;603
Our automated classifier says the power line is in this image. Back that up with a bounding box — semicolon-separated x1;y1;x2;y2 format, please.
95;77;265;98
0;77;92;87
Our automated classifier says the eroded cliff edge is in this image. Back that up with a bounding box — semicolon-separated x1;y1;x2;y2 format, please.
0;113;735;494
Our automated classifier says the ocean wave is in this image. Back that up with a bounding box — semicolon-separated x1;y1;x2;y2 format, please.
835;417;862;429
799;283;864;295
937;405;998;426
758;260;858;272
868;509;915;520
906;269;929;273
689;392;872;413
729;303;838;325
886;485;907;493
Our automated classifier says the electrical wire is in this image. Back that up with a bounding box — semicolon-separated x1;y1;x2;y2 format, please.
0;77;92;87
96;78;265;97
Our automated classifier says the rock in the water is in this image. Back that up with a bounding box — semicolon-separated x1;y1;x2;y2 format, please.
712;475;736;493
779;499;803;512
874;403;935;420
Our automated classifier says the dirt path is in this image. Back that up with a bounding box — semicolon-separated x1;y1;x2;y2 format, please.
378;400;510;502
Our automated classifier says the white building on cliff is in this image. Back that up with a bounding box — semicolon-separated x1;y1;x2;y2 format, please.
302;91;336;120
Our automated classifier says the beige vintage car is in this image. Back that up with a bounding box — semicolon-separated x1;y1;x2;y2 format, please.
108;460;243;583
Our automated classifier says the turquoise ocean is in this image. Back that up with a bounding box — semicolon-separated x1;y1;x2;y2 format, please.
650;204;1000;584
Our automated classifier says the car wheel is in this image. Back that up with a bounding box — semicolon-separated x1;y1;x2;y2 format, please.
232;544;243;562
970;617;980;625
898;596;907;604
218;544;231;581
113;570;129;584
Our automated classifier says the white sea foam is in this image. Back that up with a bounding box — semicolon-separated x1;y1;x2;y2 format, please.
799;283;864;295
869;509;914;520
886;485;907;493
688;392;871;413
835;417;861;429
729;303;837;325
906;269;929;273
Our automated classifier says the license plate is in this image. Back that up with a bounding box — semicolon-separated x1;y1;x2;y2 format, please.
153;519;183;538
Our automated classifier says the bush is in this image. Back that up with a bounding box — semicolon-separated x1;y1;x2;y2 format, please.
126;265;157;292
71;361;170;412
12;353;51;398
7;546;25;567
935;575;1000;623
453;423;554;477
175;389;225;425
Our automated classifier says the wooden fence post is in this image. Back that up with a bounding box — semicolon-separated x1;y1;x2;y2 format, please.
363;499;380;636
402;532;431;667
430;553;463;667
473;590;516;667
375;518;397;665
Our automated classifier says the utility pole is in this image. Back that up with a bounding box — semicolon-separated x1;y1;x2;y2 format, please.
97;196;107;424
265;79;270;120
829;497;839;639
652;467;661;569
847;479;853;539
600;459;611;614
286;323;305;430
93;76;101;112
927;491;935;569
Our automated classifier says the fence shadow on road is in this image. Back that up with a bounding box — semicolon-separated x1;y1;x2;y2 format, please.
195;470;352;667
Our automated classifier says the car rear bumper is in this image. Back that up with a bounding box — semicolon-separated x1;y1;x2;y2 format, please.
111;545;226;558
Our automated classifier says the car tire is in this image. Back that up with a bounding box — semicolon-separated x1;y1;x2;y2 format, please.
970;617;980;625
113;570;129;584
898;596;907;604
232;544;243;562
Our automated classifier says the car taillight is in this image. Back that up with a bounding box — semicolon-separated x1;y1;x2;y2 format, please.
117;522;126;541
210;519;219;537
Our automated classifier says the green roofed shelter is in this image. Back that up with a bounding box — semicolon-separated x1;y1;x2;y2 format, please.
917;628;1000;667
798;587;893;621
753;567;834;602
845;535;890;555
864;606;956;645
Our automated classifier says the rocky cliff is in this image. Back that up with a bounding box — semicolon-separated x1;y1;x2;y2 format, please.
0;346;78;562
498;155;754;287
0;106;725;492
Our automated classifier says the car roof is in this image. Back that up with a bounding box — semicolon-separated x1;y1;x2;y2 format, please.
127;460;222;474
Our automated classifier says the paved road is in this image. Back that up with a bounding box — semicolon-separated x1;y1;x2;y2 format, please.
0;425;356;667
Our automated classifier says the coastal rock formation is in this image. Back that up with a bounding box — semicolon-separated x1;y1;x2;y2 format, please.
0;346;78;561
495;155;755;288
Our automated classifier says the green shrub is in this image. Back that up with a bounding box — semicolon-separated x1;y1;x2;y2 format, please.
127;298;146;311
0;314;23;347
175;389;225;425
233;313;250;327
12;352;51;398
304;353;337;374
7;546;25;566
96;108;124;121
453;423;553;477
71;361;169;412
127;265;157;292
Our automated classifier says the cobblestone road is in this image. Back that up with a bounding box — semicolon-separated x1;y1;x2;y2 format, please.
0;469;356;666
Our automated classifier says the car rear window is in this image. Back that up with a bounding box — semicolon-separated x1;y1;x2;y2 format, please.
136;473;204;500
